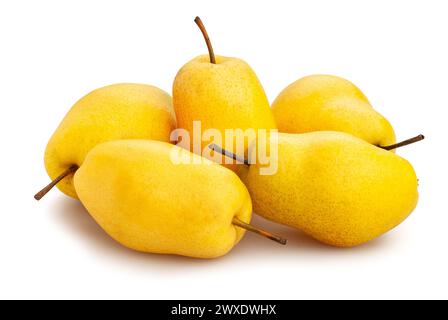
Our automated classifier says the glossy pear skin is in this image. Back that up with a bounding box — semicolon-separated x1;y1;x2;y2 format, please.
243;132;418;247
173;55;277;170
74;140;252;259
44;84;176;199
272;75;396;147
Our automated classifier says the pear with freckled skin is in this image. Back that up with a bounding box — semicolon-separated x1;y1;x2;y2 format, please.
241;131;419;247
272;75;396;147
74;140;253;259
42;83;176;199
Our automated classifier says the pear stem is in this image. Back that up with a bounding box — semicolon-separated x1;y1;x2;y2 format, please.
209;144;250;165
232;217;287;245
34;165;78;201
194;16;216;64
209;145;287;245
380;134;425;151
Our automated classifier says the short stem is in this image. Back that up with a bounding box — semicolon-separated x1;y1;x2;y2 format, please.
232;217;287;245
34;165;78;201
380;134;425;151
209;144;250;166
194;16;216;64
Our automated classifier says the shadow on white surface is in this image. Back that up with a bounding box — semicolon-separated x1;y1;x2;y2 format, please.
232;213;400;260
49;195;399;270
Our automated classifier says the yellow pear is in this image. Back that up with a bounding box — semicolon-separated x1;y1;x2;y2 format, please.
74;140;285;259
172;17;276;171
272;75;396;147
240;131;419;247
36;83;176;200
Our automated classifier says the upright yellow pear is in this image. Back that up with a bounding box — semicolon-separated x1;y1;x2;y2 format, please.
173;17;276;171
242;131;419;247
272;75;396;147
74;140;253;259
41;83;176;199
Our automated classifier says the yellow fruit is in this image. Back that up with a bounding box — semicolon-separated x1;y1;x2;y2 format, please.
44;83;176;199
173;18;276;172
272;75;396;147
74;140;252;259
242;131;418;247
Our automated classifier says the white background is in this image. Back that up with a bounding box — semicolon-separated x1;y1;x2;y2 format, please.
0;0;446;300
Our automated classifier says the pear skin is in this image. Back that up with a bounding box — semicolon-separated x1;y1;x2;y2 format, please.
272;75;396;147
173;54;277;171
242;132;419;247
74;140;252;259
44;83;176;199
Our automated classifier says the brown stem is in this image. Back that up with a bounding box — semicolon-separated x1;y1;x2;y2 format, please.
210;145;287;244
194;16;216;64
34;165;78;201
232;217;287;245
380;134;425;151
209;144;249;165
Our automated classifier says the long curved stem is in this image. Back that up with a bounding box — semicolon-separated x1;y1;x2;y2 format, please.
194;16;216;64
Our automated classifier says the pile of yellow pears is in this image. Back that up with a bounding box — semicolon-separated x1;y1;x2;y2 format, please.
35;17;423;259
